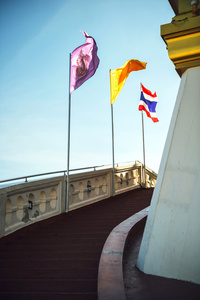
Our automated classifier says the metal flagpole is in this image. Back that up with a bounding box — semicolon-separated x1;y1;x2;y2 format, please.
111;103;115;196
141;110;146;188
66;53;72;210
110;69;115;196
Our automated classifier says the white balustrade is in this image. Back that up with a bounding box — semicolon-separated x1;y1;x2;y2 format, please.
68;170;110;211
0;176;64;238
0;162;157;238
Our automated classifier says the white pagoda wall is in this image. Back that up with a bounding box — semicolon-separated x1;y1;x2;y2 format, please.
137;66;200;284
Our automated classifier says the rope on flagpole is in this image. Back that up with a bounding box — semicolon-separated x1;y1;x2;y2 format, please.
66;53;72;211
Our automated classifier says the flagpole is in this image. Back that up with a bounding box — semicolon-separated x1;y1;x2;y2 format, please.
66;53;71;210
110;70;115;196
141;110;146;188
111;103;115;196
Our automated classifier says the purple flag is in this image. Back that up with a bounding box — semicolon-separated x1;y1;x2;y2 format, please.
70;31;100;94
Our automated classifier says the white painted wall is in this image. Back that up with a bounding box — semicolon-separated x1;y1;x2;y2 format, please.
137;66;200;284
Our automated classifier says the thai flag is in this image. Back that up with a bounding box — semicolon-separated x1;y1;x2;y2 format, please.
139;83;159;123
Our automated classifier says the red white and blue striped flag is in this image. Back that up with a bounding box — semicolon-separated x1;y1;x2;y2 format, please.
138;83;159;123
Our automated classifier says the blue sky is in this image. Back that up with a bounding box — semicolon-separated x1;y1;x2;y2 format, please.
0;0;180;180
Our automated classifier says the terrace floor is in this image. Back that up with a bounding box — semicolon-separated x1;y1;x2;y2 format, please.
0;187;199;299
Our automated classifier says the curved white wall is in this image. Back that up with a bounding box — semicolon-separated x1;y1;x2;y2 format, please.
137;66;200;284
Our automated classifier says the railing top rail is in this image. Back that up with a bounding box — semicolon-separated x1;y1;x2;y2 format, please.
0;161;141;185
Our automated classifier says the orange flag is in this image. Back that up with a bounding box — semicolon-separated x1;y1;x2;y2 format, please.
110;59;147;104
